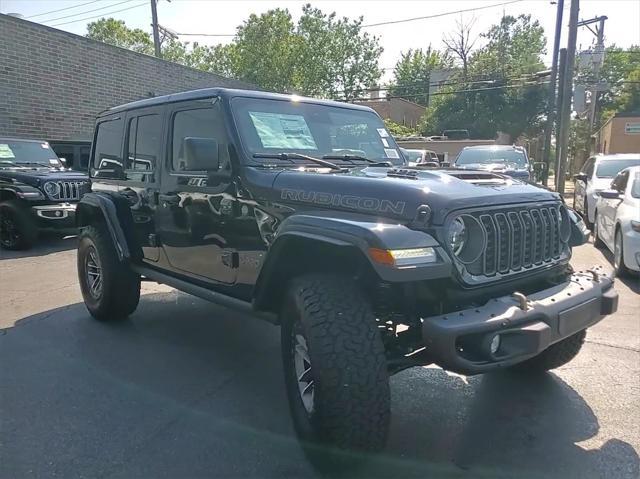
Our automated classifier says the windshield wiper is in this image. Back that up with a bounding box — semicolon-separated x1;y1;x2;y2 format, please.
321;154;392;167
253;152;342;171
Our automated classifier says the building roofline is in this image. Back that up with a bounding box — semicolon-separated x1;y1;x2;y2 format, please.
0;13;254;88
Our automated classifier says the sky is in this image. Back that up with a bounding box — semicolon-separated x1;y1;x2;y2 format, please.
2;0;639;81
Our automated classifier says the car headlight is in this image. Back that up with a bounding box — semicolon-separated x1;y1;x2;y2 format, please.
43;181;60;197
447;215;485;264
448;217;467;255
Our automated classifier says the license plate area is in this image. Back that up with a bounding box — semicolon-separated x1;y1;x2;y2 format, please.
558;297;600;336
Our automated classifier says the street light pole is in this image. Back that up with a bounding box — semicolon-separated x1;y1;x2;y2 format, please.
150;0;161;58
556;0;580;196
542;0;564;186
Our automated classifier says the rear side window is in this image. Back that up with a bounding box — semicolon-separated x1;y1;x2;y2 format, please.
92;117;124;179
125;114;162;182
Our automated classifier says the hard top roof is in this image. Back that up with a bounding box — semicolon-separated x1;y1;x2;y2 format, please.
101;88;375;116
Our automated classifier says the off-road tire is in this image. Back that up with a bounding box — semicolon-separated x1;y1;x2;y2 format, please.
0;200;38;250
593;212;605;248
281;274;390;464
511;330;586;372
77;225;140;320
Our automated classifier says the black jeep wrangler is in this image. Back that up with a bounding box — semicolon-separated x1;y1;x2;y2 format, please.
76;88;618;459
0;138;90;250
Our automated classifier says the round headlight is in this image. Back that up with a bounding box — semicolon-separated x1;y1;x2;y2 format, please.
43;181;60;197
448;217;467;255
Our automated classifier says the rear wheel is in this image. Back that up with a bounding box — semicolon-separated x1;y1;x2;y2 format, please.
77;225;140;320
613;228;631;277
281;274;390;465
510;330;586;372
0;200;38;250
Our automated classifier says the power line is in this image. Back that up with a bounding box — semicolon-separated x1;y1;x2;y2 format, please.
173;0;524;37
361;0;524;28
41;0;135;25
48;2;148;27
25;0;103;19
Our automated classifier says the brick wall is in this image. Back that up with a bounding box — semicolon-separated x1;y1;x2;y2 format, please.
0;14;255;142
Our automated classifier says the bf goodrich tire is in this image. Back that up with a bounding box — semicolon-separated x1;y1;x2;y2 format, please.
0;200;38;250
281;274;390;461
511;330;586;372
77;225;140;320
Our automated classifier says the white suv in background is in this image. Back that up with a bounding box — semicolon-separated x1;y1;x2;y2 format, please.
574;154;640;227
593;166;640;276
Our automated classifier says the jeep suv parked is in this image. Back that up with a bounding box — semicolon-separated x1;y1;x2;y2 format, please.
0;138;90;250
76;88;617;462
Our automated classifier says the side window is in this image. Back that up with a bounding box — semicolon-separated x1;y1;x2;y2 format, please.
584;158;595;178
611;171;628;192
170;104;230;174
125;113;161;182
92;117;124;180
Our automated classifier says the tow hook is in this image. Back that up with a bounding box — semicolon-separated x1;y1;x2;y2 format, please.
586;269;600;283
512;292;529;311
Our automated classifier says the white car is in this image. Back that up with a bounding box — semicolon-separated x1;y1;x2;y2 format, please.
593;166;640;276
574;154;640;227
401;148;440;166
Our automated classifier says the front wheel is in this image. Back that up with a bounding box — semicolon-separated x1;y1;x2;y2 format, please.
77;225;140;320
614;229;631;277
281;274;390;461
0;200;38;250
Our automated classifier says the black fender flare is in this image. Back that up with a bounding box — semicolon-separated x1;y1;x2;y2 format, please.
252;213;451;312
76;192;140;261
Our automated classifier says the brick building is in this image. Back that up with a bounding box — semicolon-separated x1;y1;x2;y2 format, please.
592;112;640;155
0;14;254;169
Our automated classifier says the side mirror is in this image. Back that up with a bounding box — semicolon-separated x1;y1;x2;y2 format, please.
573;173;588;182
598;189;620;199
440;161;451;167
181;137;219;171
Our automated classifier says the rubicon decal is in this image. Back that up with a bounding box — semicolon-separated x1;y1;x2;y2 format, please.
280;189;406;215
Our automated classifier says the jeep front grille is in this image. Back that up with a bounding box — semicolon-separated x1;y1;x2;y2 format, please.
451;203;570;284
46;181;88;201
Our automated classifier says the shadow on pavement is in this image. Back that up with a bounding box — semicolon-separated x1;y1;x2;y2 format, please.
0;233;77;260
1;292;638;478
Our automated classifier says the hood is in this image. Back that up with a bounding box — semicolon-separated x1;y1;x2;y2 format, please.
260;166;560;225
0;168;88;188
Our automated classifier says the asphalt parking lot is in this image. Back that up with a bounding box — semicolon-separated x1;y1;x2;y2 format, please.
1;236;639;478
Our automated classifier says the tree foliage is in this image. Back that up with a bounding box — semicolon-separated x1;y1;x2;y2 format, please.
389;47;451;105
86;18;154;55
595;46;640;122
384;119;418;137
420;14;547;140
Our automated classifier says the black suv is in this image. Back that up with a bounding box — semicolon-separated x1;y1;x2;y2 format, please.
76;88;617;461
0;138;90;250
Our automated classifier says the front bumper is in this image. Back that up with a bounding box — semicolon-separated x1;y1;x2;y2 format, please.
422;267;618;375
31;203;77;229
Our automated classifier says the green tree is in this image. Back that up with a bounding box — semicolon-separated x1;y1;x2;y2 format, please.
384;119;417;137
389;47;451;105
86;18;153;55
421;14;547;140
595;46;640;122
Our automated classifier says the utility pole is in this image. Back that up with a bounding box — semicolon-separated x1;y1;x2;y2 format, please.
150;0;161;58
577;16;608;127
541;0;564;186
554;48;567;190
556;0;580;196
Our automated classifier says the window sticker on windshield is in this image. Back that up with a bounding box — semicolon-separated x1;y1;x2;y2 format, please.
381;138;389;147
249;112;317;150
377;128;389;138
384;148;399;159
0;144;15;159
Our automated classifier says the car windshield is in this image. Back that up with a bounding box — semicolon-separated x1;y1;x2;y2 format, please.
0;140;61;167
231;97;405;166
455;148;527;167
595;159;640;178
402;149;424;162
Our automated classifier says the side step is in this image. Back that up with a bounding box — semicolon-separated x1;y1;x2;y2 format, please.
132;265;278;324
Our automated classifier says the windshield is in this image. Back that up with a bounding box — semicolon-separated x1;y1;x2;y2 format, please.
455;148;528;168
0;140;61;167
232;97;405;166
595;159;640;178
402;149;424;162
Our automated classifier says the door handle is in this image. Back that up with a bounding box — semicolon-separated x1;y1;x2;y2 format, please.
159;193;180;205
